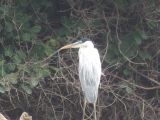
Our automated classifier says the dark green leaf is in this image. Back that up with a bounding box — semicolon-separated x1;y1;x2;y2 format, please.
139;51;152;60
5;73;18;84
0;60;5;66
4;48;13;57
0;24;3;32
134;31;142;45
8;63;16;71
21;84;32;94
134;36;142;45
13;51;27;64
0;84;5;93
30;78;39;87
44;44;53;56
31;25;41;33
22;33;31;41
5;21;14;32
30;44;46;59
147;21;157;30
40;69;50;78
13;54;22;64
123;69;130;76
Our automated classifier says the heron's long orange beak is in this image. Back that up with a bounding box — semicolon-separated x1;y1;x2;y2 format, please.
60;41;83;50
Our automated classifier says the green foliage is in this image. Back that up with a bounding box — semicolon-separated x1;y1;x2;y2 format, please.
55;16;86;41
21;84;32;94
0;84;5;93
0;0;156;95
0;0;59;94
0;0;159;119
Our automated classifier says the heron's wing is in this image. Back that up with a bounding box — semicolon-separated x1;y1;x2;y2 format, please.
78;48;101;103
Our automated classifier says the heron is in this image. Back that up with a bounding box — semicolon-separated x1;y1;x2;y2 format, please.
60;39;101;120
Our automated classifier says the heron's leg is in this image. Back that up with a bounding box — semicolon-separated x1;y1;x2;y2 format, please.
82;98;87;120
94;103;97;120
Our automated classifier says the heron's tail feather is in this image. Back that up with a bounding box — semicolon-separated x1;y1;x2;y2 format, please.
84;87;98;103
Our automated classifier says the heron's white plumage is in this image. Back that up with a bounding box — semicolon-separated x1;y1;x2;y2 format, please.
78;41;101;103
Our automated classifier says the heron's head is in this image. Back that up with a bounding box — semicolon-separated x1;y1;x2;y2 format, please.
60;40;94;50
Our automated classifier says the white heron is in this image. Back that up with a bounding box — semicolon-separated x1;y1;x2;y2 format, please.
60;39;101;120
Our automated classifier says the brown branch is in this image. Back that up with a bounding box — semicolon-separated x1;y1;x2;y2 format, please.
108;73;160;90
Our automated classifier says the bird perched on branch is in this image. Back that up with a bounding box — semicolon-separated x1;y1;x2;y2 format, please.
60;38;101;120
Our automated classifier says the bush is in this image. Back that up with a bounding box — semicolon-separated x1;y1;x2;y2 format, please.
0;0;160;119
